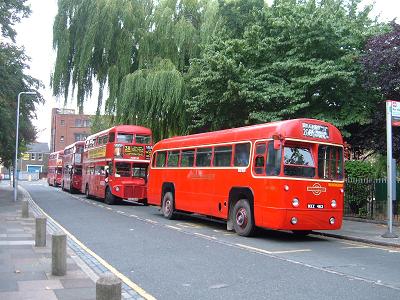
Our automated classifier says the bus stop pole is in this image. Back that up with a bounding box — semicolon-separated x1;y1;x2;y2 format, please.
382;101;398;238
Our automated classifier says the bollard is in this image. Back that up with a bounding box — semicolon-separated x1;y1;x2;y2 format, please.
35;217;47;247
21;200;29;218
51;232;67;276
96;273;122;300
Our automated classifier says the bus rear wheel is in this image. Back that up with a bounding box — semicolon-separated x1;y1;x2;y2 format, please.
162;192;175;220
232;199;255;237
105;187;116;205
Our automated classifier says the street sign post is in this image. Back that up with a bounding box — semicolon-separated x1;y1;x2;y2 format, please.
382;100;399;238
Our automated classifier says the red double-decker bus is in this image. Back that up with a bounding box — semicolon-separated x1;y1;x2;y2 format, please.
82;125;153;205
61;141;85;193
147;119;344;236
47;150;64;187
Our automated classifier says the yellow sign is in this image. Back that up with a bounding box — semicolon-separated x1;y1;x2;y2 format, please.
88;146;106;159
21;153;30;160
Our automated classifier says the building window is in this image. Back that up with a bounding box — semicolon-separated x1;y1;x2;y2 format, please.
75;119;82;127
74;133;88;141
60;119;65;125
30;153;36;160
38;153;43;161
83;119;91;127
60;136;64;142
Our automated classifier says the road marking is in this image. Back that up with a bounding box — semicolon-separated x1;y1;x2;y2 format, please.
106;207;112;210
236;243;311;254
130;214;138;218
341;246;369;249
194;233;216;240
116;211;125;214
176;222;202;228
166;225;182;231
21;187;156;300
145;219;158;224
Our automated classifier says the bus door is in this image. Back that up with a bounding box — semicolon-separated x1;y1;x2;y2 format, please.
95;165;106;197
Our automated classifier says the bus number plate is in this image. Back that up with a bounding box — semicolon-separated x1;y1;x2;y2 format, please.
308;204;324;209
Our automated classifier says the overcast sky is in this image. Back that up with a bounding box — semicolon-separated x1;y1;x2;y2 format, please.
15;0;400;145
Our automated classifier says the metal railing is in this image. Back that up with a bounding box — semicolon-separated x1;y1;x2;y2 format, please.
344;178;400;221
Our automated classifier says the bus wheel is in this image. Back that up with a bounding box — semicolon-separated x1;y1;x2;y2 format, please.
105;187;116;205
232;199;255;237
292;230;312;237
85;184;91;199
162;192;175;220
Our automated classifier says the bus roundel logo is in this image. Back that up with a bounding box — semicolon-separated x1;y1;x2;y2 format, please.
307;183;326;196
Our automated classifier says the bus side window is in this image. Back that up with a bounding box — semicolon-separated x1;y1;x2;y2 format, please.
266;142;282;176
234;143;250;167
196;147;212;167
253;143;266;175
156;151;167;167
167;150;180;167
213;145;232;167
181;149;195;167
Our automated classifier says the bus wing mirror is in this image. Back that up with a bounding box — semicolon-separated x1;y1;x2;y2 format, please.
273;140;281;150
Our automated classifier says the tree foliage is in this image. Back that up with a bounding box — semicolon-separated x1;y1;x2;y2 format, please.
0;0;43;168
188;0;381;133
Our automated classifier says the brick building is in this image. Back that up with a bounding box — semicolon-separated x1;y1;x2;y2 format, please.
50;108;93;152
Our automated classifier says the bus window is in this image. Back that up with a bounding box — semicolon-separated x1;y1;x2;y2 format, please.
213;145;232;167
167;150;180;167
196;147;212;167
115;162;131;177
74;166;82;175
283;146;315;178
234;143;250;167
266;142;281;175
156;152;167;167
318;145;343;180
254;143;266;175
117;133;133;143
136;135;151;144
132;163;147;179
181;149;195;167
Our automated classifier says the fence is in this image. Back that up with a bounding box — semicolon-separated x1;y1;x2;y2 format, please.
345;178;400;222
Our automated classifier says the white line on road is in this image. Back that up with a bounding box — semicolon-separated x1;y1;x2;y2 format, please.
145;219;158;224
194;232;217;240
236;243;311;254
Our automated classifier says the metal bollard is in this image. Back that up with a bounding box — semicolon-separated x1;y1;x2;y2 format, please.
21;200;29;218
96;273;122;300
51;232;67;276
35;217;47;247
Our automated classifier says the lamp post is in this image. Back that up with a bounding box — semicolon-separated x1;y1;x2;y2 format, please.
14;91;37;202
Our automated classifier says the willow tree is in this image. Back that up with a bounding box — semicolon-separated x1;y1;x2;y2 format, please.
52;0;218;140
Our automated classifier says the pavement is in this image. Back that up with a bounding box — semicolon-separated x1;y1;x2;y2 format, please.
0;183;97;300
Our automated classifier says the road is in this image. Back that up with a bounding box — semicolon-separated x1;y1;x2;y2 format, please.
22;181;400;300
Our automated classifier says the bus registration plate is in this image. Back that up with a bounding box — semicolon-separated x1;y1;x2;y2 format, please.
308;204;324;209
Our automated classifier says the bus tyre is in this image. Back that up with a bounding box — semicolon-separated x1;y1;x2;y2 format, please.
162;192;175;220
85;184;91;199
232;199;255;237
292;230;312;237
105;187;116;205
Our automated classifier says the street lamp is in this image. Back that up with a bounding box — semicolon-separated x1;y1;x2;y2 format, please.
14;91;37;202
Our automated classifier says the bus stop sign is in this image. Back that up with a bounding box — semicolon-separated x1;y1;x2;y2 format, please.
392;101;400;126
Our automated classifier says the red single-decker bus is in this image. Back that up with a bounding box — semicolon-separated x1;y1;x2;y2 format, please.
47;150;64;187
147;119;344;236
82;125;153;205
62;141;85;193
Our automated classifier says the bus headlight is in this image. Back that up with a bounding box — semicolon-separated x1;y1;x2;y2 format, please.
115;186;120;192
331;199;337;208
291;217;298;225
329;217;335;225
292;198;299;207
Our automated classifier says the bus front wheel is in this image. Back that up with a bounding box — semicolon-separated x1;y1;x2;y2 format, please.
232;199;255;237
162;192;175;220
105;187;116;205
